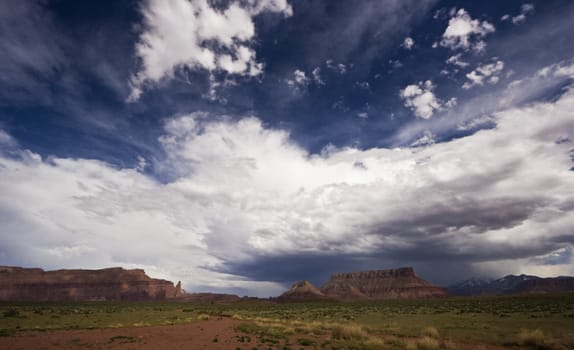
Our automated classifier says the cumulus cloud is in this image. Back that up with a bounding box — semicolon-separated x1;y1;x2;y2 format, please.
400;80;449;119
286;69;311;90
446;53;469;68
2;85;574;291
440;8;495;51
128;0;292;101
462;60;505;89
402;37;415;50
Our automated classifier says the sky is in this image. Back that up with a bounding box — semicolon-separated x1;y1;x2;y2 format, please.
1;0;574;297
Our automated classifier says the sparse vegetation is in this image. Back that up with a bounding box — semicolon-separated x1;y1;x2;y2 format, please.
517;329;564;350
0;293;573;349
415;336;441;350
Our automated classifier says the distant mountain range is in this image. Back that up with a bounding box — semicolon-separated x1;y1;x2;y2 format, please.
447;274;574;296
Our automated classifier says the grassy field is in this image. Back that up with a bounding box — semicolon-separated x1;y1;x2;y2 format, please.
1;293;574;349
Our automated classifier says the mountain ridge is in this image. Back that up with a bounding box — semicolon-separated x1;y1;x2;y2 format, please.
448;274;574;295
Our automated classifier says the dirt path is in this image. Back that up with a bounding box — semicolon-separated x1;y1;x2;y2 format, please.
0;319;248;350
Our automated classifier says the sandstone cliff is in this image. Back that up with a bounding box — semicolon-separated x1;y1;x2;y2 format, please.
0;266;182;301
319;267;448;300
278;280;331;301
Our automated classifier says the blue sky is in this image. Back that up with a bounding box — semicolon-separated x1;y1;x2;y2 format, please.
1;0;574;296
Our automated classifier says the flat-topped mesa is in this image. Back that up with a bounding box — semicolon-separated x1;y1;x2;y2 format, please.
320;267;447;300
0;266;183;301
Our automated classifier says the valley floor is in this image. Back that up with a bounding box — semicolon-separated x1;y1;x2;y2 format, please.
1;293;573;349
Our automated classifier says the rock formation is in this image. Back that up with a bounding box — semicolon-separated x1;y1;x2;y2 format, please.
0;266;182;301
278;280;330;301
319;267;448;300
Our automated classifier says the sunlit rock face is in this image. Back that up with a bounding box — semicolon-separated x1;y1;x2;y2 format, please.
319;267;448;300
0;266;182;301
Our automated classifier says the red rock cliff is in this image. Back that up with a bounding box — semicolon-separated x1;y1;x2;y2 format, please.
0;266;183;301
319;267;448;300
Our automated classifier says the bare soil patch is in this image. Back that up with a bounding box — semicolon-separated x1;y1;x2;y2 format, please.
0;318;254;350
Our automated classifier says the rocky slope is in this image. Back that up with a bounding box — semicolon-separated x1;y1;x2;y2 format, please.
319;267;448;300
0;266;182;301
278;280;330;301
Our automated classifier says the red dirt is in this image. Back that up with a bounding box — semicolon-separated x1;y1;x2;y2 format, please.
0;319;252;350
0;318;508;350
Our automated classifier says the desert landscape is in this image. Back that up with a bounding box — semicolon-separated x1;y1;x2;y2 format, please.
2;0;574;349
1;266;574;349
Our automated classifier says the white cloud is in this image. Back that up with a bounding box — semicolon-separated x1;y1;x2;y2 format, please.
400;80;444;119
0;129;15;146
511;14;526;25
410;130;435;147
446;53;469;68
402;37;415;50
521;3;535;14
357;112;368;119
456;114;494;131
502;4;535;25
440;8;495;51
3;84;574;293
445;97;458;108
326;60;347;74
312;67;324;85
128;0;292;101
286;69;310;90
513;3;535;24
463;60;505;89
355;81;370;90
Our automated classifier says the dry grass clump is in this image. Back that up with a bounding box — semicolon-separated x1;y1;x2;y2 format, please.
416;336;441;350
363;336;386;348
421;326;440;339
196;314;210;320
517;329;563;350
330;324;368;340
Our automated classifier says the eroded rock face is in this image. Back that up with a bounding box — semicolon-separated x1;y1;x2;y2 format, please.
319;267;448;300
0;266;182;301
278;280;330;301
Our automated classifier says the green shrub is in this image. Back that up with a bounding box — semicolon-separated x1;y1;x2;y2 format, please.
3;309;20;318
297;338;317;346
